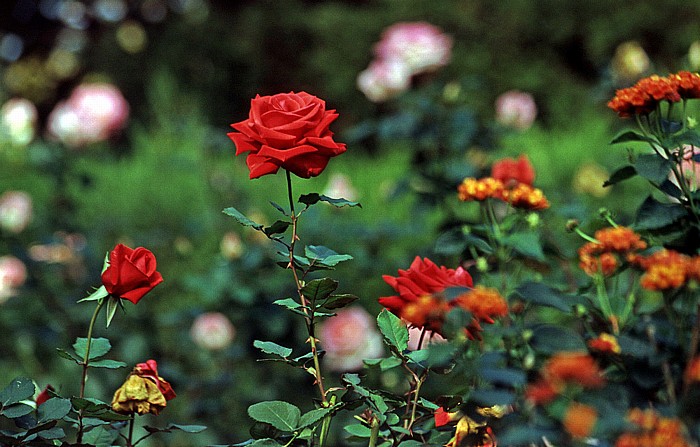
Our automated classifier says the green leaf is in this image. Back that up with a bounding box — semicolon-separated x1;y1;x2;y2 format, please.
479;367;527;387
435;229;493;255
344;423;372;438
223;207;264;231
669;129;700;147
105;296;121;328
144;423;207;434
634;153;673;185
253;341;293;359
247;401;301;432
512;282;572;312
77;285;109;303
56;348;82;364
269;201;287;215
304;245;353;267
320;293;359;310
301;278;339;303
0;377;35;406
377;309;409;352
530;325;587;354
634;195;688;230
298;407;335;429
272;298;309;317
298;193;361;209
603;165;637;187
469;389;516;406
73;337;112;360
1;403;34;418
610;130;653;144
36;426;64;440
38;398;72;423
263;220;291;237
502;232;545;261
88;359;127;369
81;425;118;447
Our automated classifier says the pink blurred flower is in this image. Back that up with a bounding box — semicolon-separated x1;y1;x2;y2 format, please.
495;90;537;130
190;312;236;351
374;22;452;75
0;98;38;146
47;82;129;147
0;191;32;234
0;255;27;302
407;326;447;351
357;59;412;103
319;306;384;372
323;173;358;202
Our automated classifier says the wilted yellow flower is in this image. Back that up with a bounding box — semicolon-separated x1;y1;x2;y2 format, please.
111;374;167;416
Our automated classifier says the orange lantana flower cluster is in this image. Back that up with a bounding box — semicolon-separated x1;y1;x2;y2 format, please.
615;408;692;447
562;402;598;439
685;356;700;383
608;71;700;117
629;248;700;291
453;285;509;340
457;177;549;210
525;352;605;405
578;227;647;276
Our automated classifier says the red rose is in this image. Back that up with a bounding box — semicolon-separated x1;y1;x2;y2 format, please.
35;385;55;407
135;359;176;400
491;154;535;186
101;244;163;304
379;257;473;330
228;91;347;179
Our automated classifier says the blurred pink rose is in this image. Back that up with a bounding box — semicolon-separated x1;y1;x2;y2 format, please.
357;59;412;102
0;191;32;234
323;173;358;201
670;145;700;192
374;22;452;75
47;82;129;147
407;326;447;351
495;90;537;130
0;255;27;302
319;306;384;372
0;98;38;146
190;312;236;350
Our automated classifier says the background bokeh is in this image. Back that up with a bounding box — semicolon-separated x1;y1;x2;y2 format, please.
2;1;700;445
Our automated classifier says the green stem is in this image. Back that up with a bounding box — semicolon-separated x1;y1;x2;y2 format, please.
76;298;106;444
127;415;135;447
285;170;328;406
593;273;615;327
368;415;380;447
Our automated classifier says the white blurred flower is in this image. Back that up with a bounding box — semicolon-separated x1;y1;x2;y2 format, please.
220;232;244;260
407;326;446;351
47;82;129;147
319;307;383;372
0;255;27;303
0;191;32;234
495;90;537;130
357;59;412;103
190;312;235;351
374;22;452;75
611;41;650;82
0;98;37;146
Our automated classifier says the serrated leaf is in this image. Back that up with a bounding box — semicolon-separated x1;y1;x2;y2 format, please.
263;220;291;237
73;337;111;361
223;207;264;231
603;165;637;187
38;398;72;423
269;201;287;215
88;359;126;369
304;245;353;267
298;407;335;429
247;401;300;432
272;298;308;317
253;340;293;358
0;377;35;406
634;195;688;230
321;294;359;310
610;130;653;144
634;153;673;185
56;348;82;364
377;309;409;353
512;282;572;312
298;193;361;209
301;278;338;304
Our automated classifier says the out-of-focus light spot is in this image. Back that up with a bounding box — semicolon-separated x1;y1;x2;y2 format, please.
46;49;80;79
56;28;88;52
58;1;89;30
116;21;147;54
3;58;56;105
689;41;700;71
0;34;25;62
93;0;127;23
141;0;167;23
38;0;62;20
169;0;209;23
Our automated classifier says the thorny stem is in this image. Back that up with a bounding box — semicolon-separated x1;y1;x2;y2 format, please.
76;298;106;444
285;170;328;406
